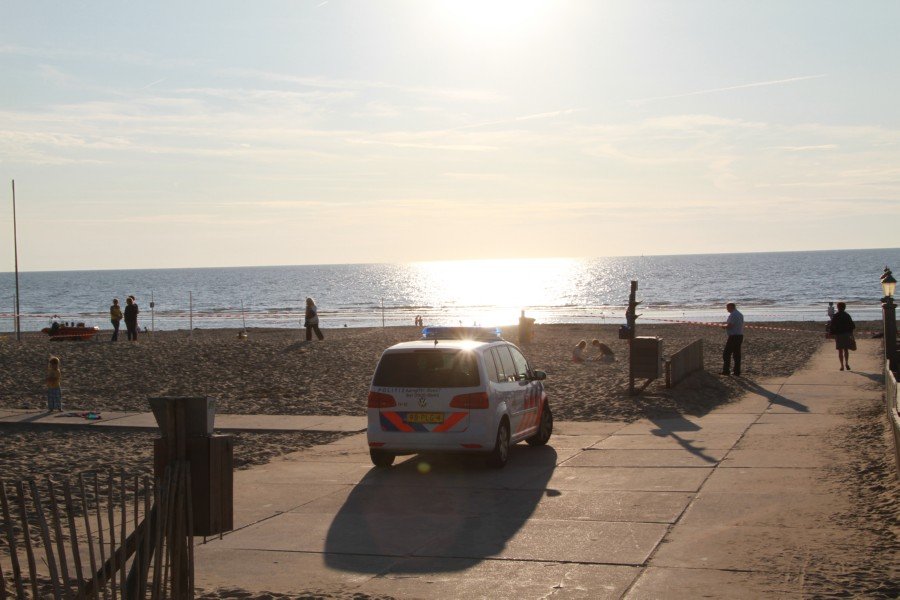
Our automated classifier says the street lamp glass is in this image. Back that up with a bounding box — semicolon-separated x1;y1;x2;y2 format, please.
883;276;897;298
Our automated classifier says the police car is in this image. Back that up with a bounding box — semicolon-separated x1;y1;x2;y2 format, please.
366;327;552;468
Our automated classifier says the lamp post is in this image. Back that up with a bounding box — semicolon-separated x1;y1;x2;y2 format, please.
881;266;897;373
12;180;21;341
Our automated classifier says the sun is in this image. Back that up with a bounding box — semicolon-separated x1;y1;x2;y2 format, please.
436;0;553;40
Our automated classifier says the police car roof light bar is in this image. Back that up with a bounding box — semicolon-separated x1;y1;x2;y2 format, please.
421;326;502;341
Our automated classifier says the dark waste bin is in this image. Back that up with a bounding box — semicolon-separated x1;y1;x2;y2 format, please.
150;396;233;536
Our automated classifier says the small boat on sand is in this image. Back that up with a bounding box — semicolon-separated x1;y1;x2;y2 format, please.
41;322;100;341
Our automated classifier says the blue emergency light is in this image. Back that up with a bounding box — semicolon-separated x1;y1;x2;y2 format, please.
421;326;502;341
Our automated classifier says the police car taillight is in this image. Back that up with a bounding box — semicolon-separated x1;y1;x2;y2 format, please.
449;392;489;409
367;391;397;408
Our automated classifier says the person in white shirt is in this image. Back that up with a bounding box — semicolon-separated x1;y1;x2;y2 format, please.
722;303;744;376
572;340;587;363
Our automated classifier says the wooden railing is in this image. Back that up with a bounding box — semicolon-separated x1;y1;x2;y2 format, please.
665;339;704;388
885;361;900;479
1;466;193;599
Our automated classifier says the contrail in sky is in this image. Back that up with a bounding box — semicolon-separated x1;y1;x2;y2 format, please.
632;74;827;104
140;78;165;90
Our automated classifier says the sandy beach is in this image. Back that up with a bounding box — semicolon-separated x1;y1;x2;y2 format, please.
0;320;870;490
0;320;836;518
0;321;850;420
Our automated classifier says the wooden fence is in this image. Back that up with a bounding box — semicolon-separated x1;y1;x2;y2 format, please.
886;361;900;479
665;339;704;388
1;465;193;599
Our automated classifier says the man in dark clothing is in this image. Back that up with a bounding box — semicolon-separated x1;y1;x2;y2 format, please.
124;295;140;341
722;302;744;376
830;301;855;370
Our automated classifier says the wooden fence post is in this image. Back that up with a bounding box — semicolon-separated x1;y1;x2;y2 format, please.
15;480;39;600
0;481;26;599
47;478;73;596
29;478;63;600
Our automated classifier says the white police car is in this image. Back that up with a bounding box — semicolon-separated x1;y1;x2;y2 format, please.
366;327;552;468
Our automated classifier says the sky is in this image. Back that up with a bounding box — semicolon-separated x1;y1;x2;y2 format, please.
1;0;898;271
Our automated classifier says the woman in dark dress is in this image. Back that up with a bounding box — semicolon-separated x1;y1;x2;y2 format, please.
830;301;855;370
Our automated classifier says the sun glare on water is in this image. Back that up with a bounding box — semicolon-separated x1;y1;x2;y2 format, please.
411;258;582;325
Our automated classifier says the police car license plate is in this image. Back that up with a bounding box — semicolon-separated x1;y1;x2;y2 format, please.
406;412;444;424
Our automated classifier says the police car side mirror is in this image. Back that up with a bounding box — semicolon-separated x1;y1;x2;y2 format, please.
531;370;547;381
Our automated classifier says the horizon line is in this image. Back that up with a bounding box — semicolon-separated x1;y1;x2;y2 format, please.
1;245;898;275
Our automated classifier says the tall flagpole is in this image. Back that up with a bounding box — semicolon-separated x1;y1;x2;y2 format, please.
12;180;21;341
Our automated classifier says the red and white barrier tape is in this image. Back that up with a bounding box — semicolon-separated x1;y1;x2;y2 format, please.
645;316;878;336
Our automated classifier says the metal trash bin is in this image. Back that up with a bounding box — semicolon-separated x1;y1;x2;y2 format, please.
632;336;663;379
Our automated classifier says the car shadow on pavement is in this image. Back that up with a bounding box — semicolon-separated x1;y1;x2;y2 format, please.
324;445;557;573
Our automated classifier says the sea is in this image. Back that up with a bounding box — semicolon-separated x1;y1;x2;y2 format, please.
1;248;898;333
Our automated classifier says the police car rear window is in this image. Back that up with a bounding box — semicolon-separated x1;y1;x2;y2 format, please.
373;350;480;388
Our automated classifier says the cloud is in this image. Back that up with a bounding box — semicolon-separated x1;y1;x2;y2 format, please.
37;64;77;86
1;72;897;228
223;199;336;209
218;67;503;103
40;213;277;227
441;172;509;181
0;43;204;69
177;86;352;105
353;101;403;119
452;108;579;131
139;78;166;90
345;137;498;152
771;144;838;152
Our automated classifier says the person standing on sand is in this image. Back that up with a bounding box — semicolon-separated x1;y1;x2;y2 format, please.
572;340;587;363
304;297;324;341
110;298;123;341
46;356;63;411
124;296;139;341
831;302;856;371
518;310;535;344
722;302;744;376
589;339;615;363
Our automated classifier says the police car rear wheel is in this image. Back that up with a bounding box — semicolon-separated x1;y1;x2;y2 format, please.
526;404;553;446
370;449;395;468
486;420;510;468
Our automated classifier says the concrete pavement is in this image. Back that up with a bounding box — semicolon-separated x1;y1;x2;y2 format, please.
192;339;888;598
